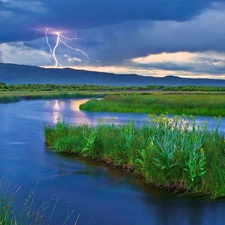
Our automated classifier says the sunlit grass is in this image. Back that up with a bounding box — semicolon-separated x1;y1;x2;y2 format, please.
80;93;225;116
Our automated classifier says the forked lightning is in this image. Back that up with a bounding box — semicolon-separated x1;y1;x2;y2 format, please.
45;28;88;67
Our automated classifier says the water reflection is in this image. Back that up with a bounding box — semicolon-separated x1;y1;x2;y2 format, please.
45;99;92;124
44;100;64;123
43;99;225;132
70;99;89;111
70;99;92;124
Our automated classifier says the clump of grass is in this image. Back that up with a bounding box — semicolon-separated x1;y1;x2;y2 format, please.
80;93;225;116
0;183;45;225
0;181;79;224
44;115;225;200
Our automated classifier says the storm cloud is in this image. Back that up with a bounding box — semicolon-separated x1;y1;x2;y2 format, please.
0;0;223;43
1;0;225;78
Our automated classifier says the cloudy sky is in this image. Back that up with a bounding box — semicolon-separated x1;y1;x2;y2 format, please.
1;0;225;78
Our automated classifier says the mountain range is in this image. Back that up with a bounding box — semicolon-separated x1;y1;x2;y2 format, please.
1;63;225;86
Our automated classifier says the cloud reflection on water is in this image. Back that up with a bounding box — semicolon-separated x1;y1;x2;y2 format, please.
47;99;91;124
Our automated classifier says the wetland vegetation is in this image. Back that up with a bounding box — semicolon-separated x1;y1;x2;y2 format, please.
44;115;225;200
1;83;225;104
2;83;225;92
2;83;225;200
2;83;225;117
80;93;225;116
0;181;78;225
0;183;50;225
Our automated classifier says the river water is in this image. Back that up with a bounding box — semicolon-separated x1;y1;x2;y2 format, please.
0;99;225;225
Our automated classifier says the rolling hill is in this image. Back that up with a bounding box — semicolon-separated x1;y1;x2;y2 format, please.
1;63;225;86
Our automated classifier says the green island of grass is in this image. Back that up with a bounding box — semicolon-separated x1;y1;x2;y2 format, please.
80;93;225;116
44;115;225;200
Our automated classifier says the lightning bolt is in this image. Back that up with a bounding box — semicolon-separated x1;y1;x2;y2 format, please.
45;28;88;67
45;28;53;58
32;29;40;39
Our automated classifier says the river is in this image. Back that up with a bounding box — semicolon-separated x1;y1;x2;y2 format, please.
0;98;225;225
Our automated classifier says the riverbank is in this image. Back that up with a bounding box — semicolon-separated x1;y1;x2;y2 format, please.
80;93;225;116
2;84;225;117
2;89;225;117
0;91;105;103
44;115;225;200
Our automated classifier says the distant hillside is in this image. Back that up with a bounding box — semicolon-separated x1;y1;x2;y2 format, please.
1;63;225;86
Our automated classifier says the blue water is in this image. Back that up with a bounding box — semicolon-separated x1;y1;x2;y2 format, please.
0;99;225;225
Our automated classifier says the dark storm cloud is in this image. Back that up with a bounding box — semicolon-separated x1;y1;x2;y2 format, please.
0;1;46;43
42;0;218;27
0;0;224;43
1;0;225;77
72;7;225;67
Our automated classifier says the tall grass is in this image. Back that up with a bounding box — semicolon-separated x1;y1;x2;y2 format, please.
22;92;105;100
80;93;225;116
0;92;105;104
0;183;47;225
44;115;225;200
0;181;79;224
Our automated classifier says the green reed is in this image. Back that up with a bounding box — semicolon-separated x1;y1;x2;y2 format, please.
0;183;46;225
0;181;79;224
44;115;225;200
0;92;105;104
80;93;225;116
0;95;20;103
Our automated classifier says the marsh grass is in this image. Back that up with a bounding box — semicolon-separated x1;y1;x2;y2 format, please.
0;181;79;224
0;95;20;103
23;92;105;100
0;183;45;225
80;94;225;116
45;115;225;199
0;91;105;104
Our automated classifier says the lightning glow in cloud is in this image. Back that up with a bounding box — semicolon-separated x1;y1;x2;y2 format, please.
45;28;88;67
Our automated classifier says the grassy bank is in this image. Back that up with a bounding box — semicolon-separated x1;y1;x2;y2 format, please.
44;115;225;200
0;91;105;104
80;93;225;116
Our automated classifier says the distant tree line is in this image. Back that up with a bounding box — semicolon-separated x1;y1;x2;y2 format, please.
162;85;225;92
0;83;225;92
0;83;163;92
